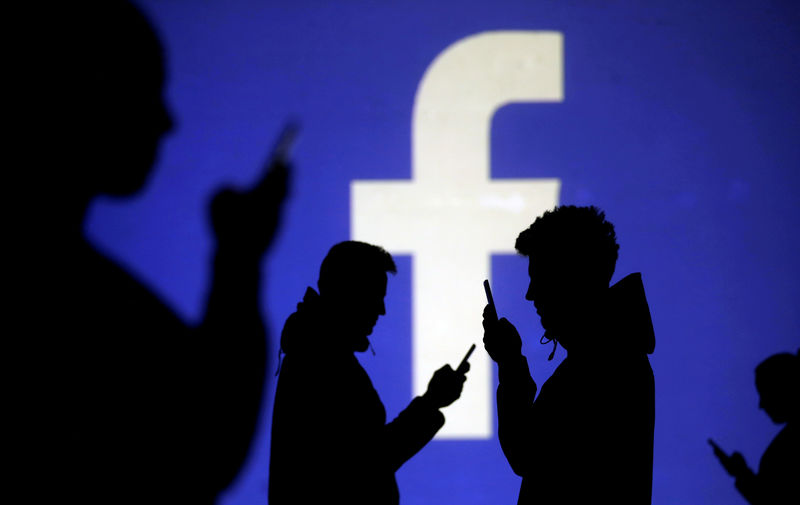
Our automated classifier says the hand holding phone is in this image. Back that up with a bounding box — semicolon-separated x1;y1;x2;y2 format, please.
209;121;297;253
425;363;468;409
708;438;749;477
482;279;523;364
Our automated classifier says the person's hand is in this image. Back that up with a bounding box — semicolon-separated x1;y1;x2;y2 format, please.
712;444;749;478
210;158;289;258
423;365;467;409
483;305;522;364
724;452;750;478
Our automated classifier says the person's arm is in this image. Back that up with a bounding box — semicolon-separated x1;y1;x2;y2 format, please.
381;364;467;472
734;465;761;505
275;358;448;500
381;395;444;472
496;353;538;476
483;312;539;476
711;440;760;504
195;157;289;487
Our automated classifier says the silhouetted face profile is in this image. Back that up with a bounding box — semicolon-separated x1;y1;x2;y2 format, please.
66;1;173;202
525;253;606;348
516;206;619;349
318;241;396;352
755;353;799;424
332;272;387;352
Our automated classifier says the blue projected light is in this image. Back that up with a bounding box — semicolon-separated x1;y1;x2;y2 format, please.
86;1;799;504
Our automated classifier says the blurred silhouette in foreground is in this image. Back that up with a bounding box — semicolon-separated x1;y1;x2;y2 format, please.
710;351;799;504
269;241;469;505
23;1;288;501
483;206;656;504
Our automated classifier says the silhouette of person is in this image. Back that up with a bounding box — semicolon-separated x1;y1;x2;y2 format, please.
21;1;288;502
482;205;656;504
269;241;469;505
710;351;799;504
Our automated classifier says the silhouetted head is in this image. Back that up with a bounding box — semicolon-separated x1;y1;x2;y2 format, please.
515;206;619;349
755;351;799;424
318;241;397;352
57;0;172;206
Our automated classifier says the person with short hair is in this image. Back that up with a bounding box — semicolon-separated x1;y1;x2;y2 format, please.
711;351;799;504
483;205;656;504
269;240;469;505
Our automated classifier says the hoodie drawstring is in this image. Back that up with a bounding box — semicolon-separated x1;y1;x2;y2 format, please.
540;333;558;361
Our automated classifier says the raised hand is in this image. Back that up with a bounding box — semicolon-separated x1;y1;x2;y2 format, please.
483;304;522;364
209;156;289;259
709;439;750;478
724;451;751;478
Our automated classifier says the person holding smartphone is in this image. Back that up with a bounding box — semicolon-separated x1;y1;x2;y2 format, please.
710;351;799;504
482;206;656;504
20;2;289;502
269;241;469;505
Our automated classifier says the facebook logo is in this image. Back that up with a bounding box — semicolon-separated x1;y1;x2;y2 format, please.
352;31;561;438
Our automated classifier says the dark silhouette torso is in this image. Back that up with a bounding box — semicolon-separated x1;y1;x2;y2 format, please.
497;273;655;505
760;422;799;500
269;288;444;505
43;238;263;503
515;352;654;504
737;422;799;504
26;3;281;501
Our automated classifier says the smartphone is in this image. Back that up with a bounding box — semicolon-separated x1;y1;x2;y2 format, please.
270;121;300;165
483;279;498;323
708;438;728;460
457;343;476;374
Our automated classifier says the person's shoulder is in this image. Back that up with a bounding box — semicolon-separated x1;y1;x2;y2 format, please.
757;422;800;500
74;243;180;320
62;244;189;362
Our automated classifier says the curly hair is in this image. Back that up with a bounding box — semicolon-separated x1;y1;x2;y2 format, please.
515;205;619;285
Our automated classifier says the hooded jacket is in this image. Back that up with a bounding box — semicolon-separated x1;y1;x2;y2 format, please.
269;288;445;505
497;273;656;504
